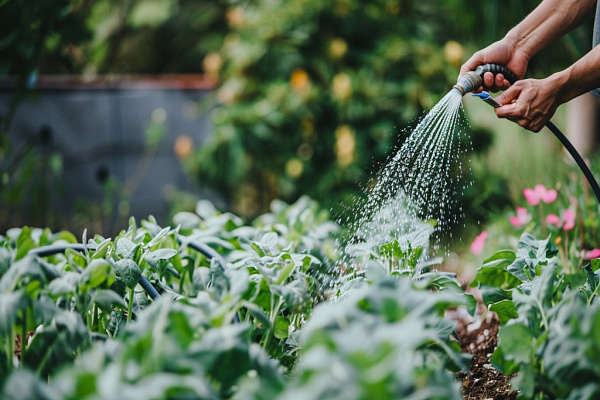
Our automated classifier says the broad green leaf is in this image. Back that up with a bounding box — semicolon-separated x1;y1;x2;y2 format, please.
2;369;62;400
493;322;534;367
584;263;598;294
173;211;202;230
227;267;249;296
0;246;10;275
66;248;87;270
242;301;271;329
90;238;112;260
193;324;251;391
470;266;522;290
196;199;217;219
483;250;516;269
79;259;114;290
274;316;290;339
591;259;600;272
114;259;142;289
51;230;78;245
260;232;278;248
147;226;172;248
479;286;511;307
506;258;531;282
275;258;295;285
48;278;75;296
145;249;178;269
489;300;519;324
116;237;142;262
378;239;403;259
272;280;308;310
91;289;127;312
15;227;35;261
0;292;25;334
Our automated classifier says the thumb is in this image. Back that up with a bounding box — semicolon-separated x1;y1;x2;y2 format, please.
494;102;519;119
495;85;520;106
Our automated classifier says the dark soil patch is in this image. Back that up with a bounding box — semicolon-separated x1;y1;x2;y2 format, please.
455;311;517;400
14;331;35;361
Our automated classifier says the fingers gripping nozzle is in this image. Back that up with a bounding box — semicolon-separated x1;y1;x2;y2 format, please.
453;64;518;96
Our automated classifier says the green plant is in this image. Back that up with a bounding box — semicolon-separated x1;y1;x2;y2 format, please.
470;232;600;399
0;196;478;399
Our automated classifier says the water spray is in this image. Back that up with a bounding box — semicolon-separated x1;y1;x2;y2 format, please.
454;64;600;206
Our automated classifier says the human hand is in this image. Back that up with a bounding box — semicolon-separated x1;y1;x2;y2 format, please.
494;78;560;132
459;40;530;93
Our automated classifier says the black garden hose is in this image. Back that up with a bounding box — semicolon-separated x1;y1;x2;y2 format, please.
455;64;600;206
29;243;160;300
29;237;230;300
30;237;239;323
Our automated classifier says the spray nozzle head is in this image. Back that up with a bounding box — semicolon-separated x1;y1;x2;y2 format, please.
452;71;483;96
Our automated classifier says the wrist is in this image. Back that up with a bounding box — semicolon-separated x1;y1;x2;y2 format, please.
548;70;579;104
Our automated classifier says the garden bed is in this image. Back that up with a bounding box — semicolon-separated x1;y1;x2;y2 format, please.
1;196;600;399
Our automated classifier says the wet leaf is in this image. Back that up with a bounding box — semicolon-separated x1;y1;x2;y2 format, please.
114;259;142;289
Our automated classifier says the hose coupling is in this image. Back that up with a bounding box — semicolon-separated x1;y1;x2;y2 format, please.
453;71;483;96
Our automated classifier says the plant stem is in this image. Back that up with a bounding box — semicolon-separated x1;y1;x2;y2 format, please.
262;297;284;351
564;234;570;273
557;238;569;273
539;204;546;236
36;334;60;377
127;288;134;324
20;307;27;365
6;326;14;373
534;297;549;332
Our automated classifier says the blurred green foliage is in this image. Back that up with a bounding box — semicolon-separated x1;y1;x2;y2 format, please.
184;0;590;218
189;0;465;217
1;0;593;231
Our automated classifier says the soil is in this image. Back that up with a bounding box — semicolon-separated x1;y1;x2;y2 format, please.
455;311;518;400
14;331;35;361
446;281;518;400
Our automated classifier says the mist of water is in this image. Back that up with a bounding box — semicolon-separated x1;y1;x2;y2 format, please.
339;89;472;275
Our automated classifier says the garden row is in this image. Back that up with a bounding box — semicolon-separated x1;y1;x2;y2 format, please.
1;195;599;399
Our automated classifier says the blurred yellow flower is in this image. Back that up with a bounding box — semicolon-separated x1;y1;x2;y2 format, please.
203;52;222;78
444;40;464;67
174;135;194;160
285;158;304;178
332;73;352;102
334;125;356;167
329;38;348;59
290;69;310;93
217;78;245;105
226;6;244;30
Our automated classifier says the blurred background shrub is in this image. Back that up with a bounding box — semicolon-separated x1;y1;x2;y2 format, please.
0;0;595;238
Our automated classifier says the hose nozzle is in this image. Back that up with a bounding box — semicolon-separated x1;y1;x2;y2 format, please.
453;71;483;96
452;64;518;96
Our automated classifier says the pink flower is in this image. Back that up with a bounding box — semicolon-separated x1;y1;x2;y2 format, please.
546;214;560;225
562;209;576;230
523;184;557;206
470;231;488;255
546;209;576;231
509;206;531;227
583;249;600;260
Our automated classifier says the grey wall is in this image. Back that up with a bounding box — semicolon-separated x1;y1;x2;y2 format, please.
1;86;216;235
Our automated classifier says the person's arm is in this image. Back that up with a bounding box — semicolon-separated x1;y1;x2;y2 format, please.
495;44;600;132
460;0;597;90
503;0;596;61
